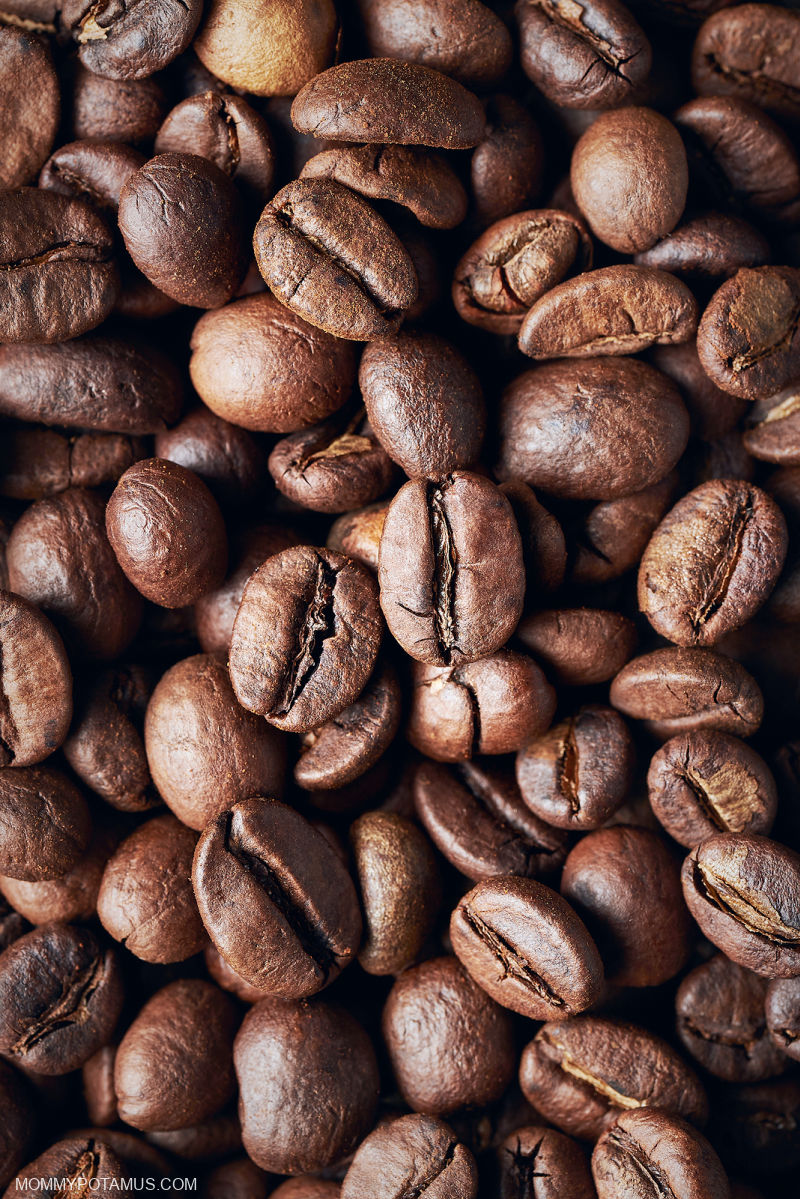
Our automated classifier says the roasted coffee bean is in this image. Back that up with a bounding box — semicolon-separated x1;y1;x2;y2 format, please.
154;408;264;510
652;341;748;442
697;267;800;401
204;942;272;1005
470;95;544;228
64;0;202;80
291;59;486;149
682;832;800;978
194;0;338;96
0;428;145;501
119;153;246;308
516;706;634;830
0;923;123;1075
676;953;786;1082
147;1112;242;1162
0;591;71;768
379;472;524;665
192;796;362;996
0;337;181;434
497;1123;595;1199
144;653;286;830
710;1077;800;1175
39;139;144;214
269;1181;340;1199
0;27;59;190
383;955;516;1115
0;898;27;954
106;458;227;608
229;546;383;734
519;1017;707;1140
70;63;168;144
0;1060;33;1189
500;481;567;596
235;998;379;1174
155;91;275;209
451;876;604;1021
610;647;764;738
0;764;90;882
407;651;556;761
0;822;117;925
350;811;439;976
0;188;118;344
341;1113;478;1199
96;814;204;964
561;825;692;987
592;1109;729;1199
765;976;800;1062
301;144;468;231
517;608;636;687
414;759;568;882
635;212;770;280
497;358;689;500
453;209;592;335
743;386;800;465
254;179;418;341
648;729;778;847
268;414;395;515
516;0;652;109
570;473;678;585
190;292;357;433
571;108;688;253
692;4;800;124
204;1157;269;1199
6;1136;126;1198
114;979;236;1132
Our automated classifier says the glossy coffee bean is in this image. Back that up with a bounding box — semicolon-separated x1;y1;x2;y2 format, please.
682;832;800;978
0;821;117;927
648;729;778;847
63;0;202;80
470;95;544;227
154;408;264;510
204;1157;269;1199
0;765;90;882
268;415;395;515
70;62;168;144
765;976;800;1062
743;387;800;465
0;428;145;501
341;1113;478;1199
0;923;123;1075
592;1109;729;1199
692;5;800;124
383;956;516;1115
635;212;769;281
652;341;748;442
269;1181;340;1199
500;481;567;596
39;138;145;214
0;27;59;190
0;591;71;768
517;608;636;687
570;473;678;585
6;1136;126;1198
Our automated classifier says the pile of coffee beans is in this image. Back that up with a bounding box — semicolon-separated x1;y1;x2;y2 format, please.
1;1;800;1196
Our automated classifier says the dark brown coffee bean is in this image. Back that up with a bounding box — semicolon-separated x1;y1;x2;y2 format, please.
379;472;524;665
0;428;146;501
0;821;117;926
70;63;168;144
453;208;592;335
6;1136;126;1198
697;267;800;401
66;1127;171;1187
351;810;440;976
451;877;604;1021
610;647;764;738
497;1123;595;1199
743;386;800;465
676;953;786;1082
203;942;271;1006
326;505;388;575
516;706;634;830
711;1077;800;1176
235;997;379;1174
517;608;637;687
765;976;800;1062
192;796;362;997
0;1060;33;1189
119;153;246;308
155;91;275;209
519;1016;707;1140
408;651;556;761
0;337;181;434
0;188;118;344
652;341;748;441
648;729;778;847
571;108;688;253
229;546;383;734
570;473;678;585
682;832;800;978
301;144;468;231
0;591;71;768
635;212;770;280
0;923;123;1075
592;1109;729;1199
471;95;544;228
270;1181;340;1199
341;1112;478;1199
144;653;286;830
0;27;59;189
500;481;567;597
64;0;202;80
516;0;652;109
39;139;144;214
383;955;516;1115
497;357;689;500
190;292;357;433
114;979;236;1132
97;814;204;964
147;1111;243;1163
692;4;800;124
106;458;227;608
154;408;262;511
204;1157;269;1199
268;414;395;515
0;899;27;954
254;179;418;341
414;758;568;882
291;59;486;149
0;765;90;883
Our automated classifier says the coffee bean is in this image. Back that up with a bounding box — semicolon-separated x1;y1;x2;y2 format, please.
0;898;27;954
6;1136;126;1198
500;481;567;597
0;923;123;1075
676;953;786;1082
0;764;90;882
765;976;800;1062
0;821;117;926
471;95;544;227
592;1109;729;1199
253;179;418;341
383;955;516;1114
652;341;748;442
570;473;678;585
497;1123;595;1199
497;357;689;500
114;979;237;1131
0;591;71;768
70;63;168;144
414;758;568;881
39;139;144;214
710;1077;800;1175
692;5;800;124
144;653;286;830
682;832;800;978
519;1016;707;1140
341;1113;478;1199
235;998;379;1174
648;729;778;847
743;386;800;464
268;413;395;515
64;0;202;80
269;1181;340;1199
148;1112;243;1162
204;1158;269;1199
358;0;512;86
0;1060;33;1189
229;546;383;733
291;59;486;149
517;608;637;687
0;428;145;501
0;27;59;189
635;212;770;280
610;647;764;738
